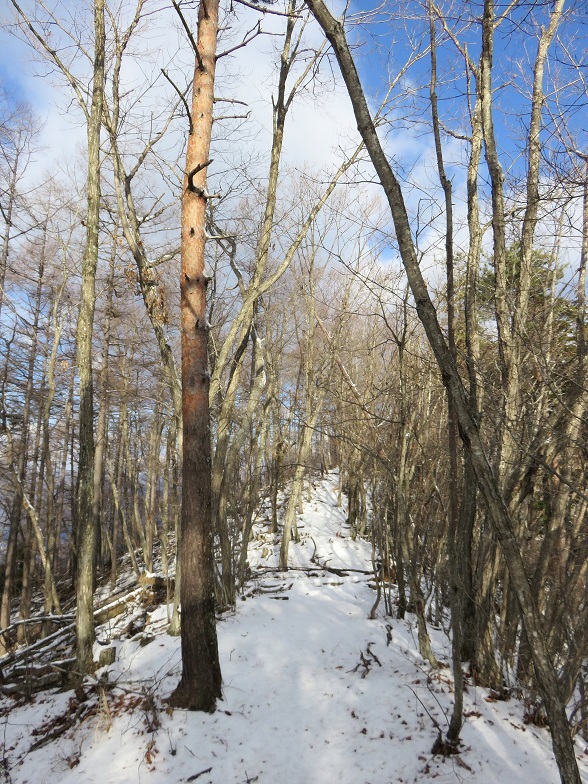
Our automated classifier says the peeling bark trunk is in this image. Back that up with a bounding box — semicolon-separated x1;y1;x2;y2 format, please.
169;0;222;712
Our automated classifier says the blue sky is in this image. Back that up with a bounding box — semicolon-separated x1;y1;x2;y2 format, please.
1;0;587;277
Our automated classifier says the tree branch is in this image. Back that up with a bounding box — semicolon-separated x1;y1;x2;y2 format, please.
162;68;193;134
172;0;204;70
216;20;271;60
232;0;302;18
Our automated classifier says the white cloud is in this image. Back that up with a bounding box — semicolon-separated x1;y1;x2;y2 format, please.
0;1;360;191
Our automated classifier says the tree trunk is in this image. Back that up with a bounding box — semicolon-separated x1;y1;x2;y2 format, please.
17;384;45;644
428;2;462;738
144;398;163;573
0;121;24;322
41;287;66;621
74;0;106;679
92;249;115;578
461;72;484;666
0;244;45;653
169;0;222;712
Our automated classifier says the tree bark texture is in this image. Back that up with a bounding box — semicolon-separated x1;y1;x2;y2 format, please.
428;2;462;739
74;0;106;678
169;0;222;712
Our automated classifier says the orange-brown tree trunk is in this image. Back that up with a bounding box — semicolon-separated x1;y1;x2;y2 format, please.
169;0;222;712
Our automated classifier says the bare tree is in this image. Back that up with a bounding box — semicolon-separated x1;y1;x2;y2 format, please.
0;95;38;322
304;0;581;781
73;0;106;678
8;0;107;677
169;0;222;712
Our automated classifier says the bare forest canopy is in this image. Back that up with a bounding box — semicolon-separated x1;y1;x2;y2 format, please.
0;1;587;782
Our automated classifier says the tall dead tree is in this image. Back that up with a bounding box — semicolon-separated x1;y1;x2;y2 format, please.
169;0;222;712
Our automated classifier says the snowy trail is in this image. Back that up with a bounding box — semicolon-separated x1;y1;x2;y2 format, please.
2;471;587;783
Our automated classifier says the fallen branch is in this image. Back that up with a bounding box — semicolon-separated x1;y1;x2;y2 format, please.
0;615;74;638
187;768;213;782
29;700;95;752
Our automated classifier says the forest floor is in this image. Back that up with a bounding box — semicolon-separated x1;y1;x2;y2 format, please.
2;471;588;783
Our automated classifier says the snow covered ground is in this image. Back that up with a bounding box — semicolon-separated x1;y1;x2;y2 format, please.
2;471;588;783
